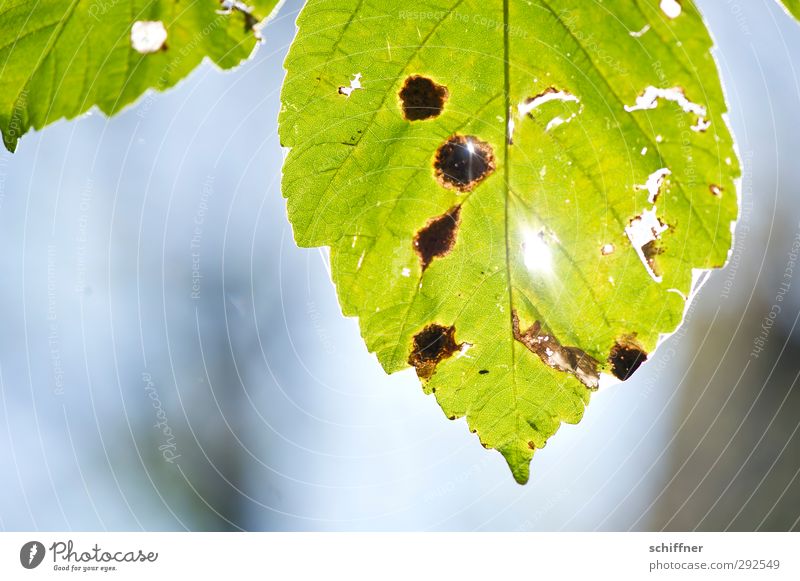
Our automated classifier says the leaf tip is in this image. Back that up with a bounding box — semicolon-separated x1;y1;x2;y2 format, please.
509;460;531;486
2;127;19;153
500;444;533;485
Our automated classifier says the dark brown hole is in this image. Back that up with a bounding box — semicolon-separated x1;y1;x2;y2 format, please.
408;324;461;380
478;369;489;375
434;135;495;192
512;312;600;390
399;75;448;121
414;206;461;271
243;12;258;32
609;341;648;381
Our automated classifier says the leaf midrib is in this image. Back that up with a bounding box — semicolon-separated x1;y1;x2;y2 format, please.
502;0;523;444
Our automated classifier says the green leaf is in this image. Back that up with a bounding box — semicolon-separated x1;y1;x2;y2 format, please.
0;0;279;151
280;0;739;483
778;0;800;20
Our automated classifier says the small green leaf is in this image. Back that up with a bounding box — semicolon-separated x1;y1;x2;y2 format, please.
778;0;800;20
0;0;279;151
280;0;739;483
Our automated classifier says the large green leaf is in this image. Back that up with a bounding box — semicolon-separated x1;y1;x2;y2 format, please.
280;0;739;483
0;0;279;151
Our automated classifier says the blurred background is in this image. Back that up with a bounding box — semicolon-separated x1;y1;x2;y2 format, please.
0;0;799;531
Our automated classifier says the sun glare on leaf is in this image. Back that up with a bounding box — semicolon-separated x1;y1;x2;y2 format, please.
522;229;553;274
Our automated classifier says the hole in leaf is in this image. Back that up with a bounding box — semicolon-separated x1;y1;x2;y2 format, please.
642;240;665;278
512;312;600;390
692;118;711;132
131;21;168;54
219;1;259;32
636;168;671;204
625;86;707;131
660;0;682;19
409;324;462;380
518;87;580;117
609;339;648;380
338;73;362;97
709;184;723;197
434;135;495;192
625;207;668;282
414;205;461;271
399;75;448;121
516;87;582;134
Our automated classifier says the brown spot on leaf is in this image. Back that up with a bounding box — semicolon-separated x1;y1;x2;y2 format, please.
512;311;600;390
409;324;462;380
609;338;648;381
414;205;461;271
434;135;495;192
479;369;489;375
524;87;557;109
642;240;664;278
220;1;260;32
244;12;258;32
399;75;448;121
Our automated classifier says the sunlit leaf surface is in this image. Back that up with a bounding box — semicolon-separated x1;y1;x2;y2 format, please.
280;0;739;483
